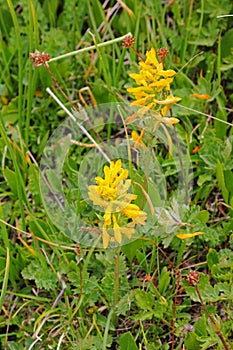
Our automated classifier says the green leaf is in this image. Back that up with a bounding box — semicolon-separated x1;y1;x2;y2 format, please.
22;259;57;291
118;332;139;350
121;239;146;266
197;174;212;186
7;342;24;350
215;99;227;140
45;168;63;193
4;167;18;196
225;170;233;196
221;28;233;59
75;335;103;350
42;0;59;27
195;210;210;223
0;8;13;37
134;289;154;311
28;164;40;205
1;96;19;124
207;249;218;269
134;310;154;321
195;316;207;337
158;267;171;295
216;159;228;203
184;332;200;350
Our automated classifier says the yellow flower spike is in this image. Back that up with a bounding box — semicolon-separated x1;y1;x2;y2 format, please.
127;47;181;117
88;160;147;248
176;232;204;240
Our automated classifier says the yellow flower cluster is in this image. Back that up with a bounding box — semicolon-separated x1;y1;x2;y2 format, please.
88;159;147;248
127;48;181;122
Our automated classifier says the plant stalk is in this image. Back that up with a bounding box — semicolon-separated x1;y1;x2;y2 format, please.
195;285;230;350
113;247;121;325
49;33;132;62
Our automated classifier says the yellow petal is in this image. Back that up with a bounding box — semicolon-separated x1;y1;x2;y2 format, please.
176;232;204;239
153;96;181;105
103;212;112;226
162;117;180;125
190;93;211;100
158;69;176;77
122;203;141;218
112;214;122;243
88;186;108;207
102;228;109;248
145;48;159;66
119;226;135;239
131;130;146;149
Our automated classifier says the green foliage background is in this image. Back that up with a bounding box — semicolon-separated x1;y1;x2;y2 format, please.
0;0;233;349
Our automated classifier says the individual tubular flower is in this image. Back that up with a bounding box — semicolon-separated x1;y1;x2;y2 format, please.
176;231;204;239
127;48;181;120
88;159;147;248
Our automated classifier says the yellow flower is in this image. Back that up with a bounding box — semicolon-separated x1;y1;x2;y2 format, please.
131;130;146;149
176;232;204;239
162;117;180;125
127;48;181;123
88;160;147;248
122;203;143;219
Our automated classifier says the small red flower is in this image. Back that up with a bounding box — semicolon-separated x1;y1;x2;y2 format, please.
29;49;50;67
186;271;200;286
157;48;169;60
123;35;135;48
144;274;151;282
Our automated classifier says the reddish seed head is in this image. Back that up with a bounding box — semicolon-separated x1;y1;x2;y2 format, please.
123;35;135;48
144;274;151;282
186;271;200;286
157;48;169;60
30;49;50;67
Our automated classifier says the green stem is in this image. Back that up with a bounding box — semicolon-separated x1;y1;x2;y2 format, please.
6;0;24;136
195;285;230;350
103;308;114;350
0;248;10;313
170;112;189;203
0;206;10;249
0;120;27;229
25;1;39;148
49;33;132;62
113;247;121;325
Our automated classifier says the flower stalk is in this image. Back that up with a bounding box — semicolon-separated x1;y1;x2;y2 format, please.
49;32;132;62
186;272;230;350
112;247;121;326
195;285;230;350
